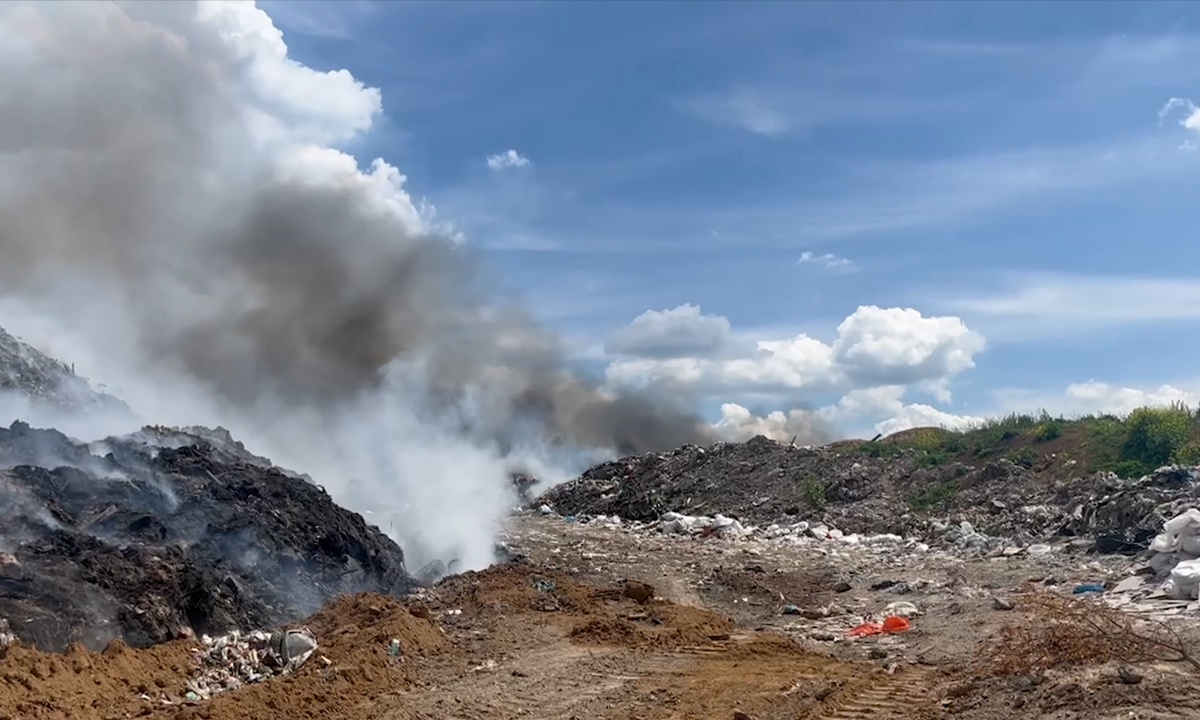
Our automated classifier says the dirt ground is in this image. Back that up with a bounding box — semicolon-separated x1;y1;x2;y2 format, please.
2;513;1199;720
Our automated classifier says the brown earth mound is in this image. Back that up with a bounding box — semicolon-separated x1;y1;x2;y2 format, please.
0;593;444;720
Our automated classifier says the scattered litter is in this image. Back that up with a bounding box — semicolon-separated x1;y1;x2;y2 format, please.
1072;583;1105;595
185;627;318;701
992;596;1015;611
848;616;911;638
881;601;920;619
881;616;910;633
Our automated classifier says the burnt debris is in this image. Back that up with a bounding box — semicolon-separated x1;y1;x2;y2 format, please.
0;421;415;652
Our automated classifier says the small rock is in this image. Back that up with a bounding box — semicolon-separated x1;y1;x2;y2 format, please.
800;607;830;620
815;686;835;701
732;712;754;720
992;596;1015;611
870;579;898;591
1117;666;1143;685
809;631;836;642
781;605;802;615
833;581;852;593
868;647;888;660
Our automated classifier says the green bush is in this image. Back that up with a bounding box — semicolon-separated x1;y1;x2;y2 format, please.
1006;447;1038;469
1173;439;1200;466
801;476;827;510
1031;420;1063;443
1104;459;1154;479
908;482;956;511
915;451;948;469
1120;406;1192;469
907;429;946;453
857;441;903;459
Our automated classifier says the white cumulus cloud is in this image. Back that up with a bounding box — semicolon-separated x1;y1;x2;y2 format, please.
606;304;733;359
486;149;531;170
605;304;984;396
712;403;833;444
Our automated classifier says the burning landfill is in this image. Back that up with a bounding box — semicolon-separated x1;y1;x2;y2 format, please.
5;322;1200;718
1;2;1200;719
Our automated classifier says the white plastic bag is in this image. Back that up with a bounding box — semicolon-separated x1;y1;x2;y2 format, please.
1150;509;1200;553
1168;558;1200;600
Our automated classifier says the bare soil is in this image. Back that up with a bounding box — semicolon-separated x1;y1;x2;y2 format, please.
1;513;1198;720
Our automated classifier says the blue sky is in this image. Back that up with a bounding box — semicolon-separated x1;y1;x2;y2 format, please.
259;0;1200;438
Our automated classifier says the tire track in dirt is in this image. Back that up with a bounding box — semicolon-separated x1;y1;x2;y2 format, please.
811;668;940;720
406;636;702;720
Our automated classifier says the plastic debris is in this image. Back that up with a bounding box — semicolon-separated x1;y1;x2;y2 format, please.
1072;583;1104;595
881;616;910;633
881;601;920;619
185;627;318;701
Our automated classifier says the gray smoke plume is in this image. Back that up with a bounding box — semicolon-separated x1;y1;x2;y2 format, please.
0;0;712;569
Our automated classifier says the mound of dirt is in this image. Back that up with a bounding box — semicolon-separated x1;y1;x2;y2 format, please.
0;421;415;652
0;593;445;720
568;603;733;650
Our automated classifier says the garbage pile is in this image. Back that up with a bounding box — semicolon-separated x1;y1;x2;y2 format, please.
183;628;320;701
0;325;128;415
536;433;1200;555
1149;509;1200;600
0;420;416;651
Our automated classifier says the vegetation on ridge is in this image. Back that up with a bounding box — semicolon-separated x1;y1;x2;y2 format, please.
850;402;1200;481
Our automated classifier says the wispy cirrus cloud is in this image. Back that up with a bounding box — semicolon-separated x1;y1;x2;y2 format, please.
797;251;856;272
675;86;946;139
942;273;1200;343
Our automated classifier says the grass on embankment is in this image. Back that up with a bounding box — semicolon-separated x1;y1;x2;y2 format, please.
842;402;1200;481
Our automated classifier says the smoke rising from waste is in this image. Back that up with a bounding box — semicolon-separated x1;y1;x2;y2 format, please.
0;0;712;570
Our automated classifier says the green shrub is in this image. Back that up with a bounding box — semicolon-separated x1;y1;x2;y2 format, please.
1103;459;1154;479
1031;420;1063;443
915;451;948;469
1006;447;1038;469
1173;439;1200;466
908;482;957;511
857;441;903;459
801;476;827;510
1120;406;1191;469
907;429;947;453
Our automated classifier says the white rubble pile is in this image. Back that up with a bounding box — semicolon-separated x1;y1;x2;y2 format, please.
654;511;915;549
182;628;319;702
933;520;1005;554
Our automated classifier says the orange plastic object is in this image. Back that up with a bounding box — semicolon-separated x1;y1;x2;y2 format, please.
882;616;911;634
848;621;883;637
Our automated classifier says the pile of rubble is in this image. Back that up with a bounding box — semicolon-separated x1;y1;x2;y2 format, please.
182;628;321;701
536;435;1200;555
0;419;416;651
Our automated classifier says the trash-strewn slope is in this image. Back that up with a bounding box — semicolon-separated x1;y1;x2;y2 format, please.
0;326;127;415
536;434;1200;552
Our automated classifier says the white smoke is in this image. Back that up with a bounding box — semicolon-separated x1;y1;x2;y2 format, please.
0;0;709;572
